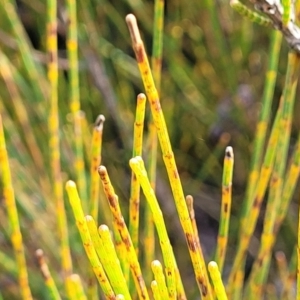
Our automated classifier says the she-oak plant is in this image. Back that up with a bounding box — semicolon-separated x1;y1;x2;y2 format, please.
1;0;300;299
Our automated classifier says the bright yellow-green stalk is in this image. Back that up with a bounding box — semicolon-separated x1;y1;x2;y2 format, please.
89;114;105;220
87;114;105;299
0;114;32;300
66;0;87;203
215;146;234;274
66;274;88;300
129;93;146;254
47;0;73;287
130;156;184;299
144;123;157;282
151;260;169;299
208;262;228;300
98;166;150;300
65;181;115;299
98;224;132;300
151;281;162;300
126;14;213;299
86;217;131;300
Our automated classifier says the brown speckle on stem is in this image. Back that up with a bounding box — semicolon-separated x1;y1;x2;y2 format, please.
224;203;228;213
196;276;208;296
186;233;197;252
49;51;55;63
253;197;260;209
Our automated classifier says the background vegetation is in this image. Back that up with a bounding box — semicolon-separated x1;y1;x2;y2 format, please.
0;0;299;299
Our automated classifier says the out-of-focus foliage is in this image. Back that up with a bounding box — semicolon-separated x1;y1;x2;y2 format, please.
0;0;300;299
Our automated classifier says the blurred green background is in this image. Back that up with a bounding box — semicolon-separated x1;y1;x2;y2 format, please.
0;0;299;298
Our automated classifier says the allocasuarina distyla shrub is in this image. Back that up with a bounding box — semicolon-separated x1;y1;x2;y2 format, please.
1;0;300;299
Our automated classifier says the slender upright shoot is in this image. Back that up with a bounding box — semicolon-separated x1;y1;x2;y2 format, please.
241;30;282;229
129;93;146;253
66;0;87;203
35;249;62;300
247;51;300;298
227;97;283;296
0;115;32;300
98;166;150;300
130;156;183;299
66;274;88;300
65;181;115;298
89;114;105;220
215;146;234;274
126;13;213;299
47;0;73;283
208;262;228;300
151;260;169;299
